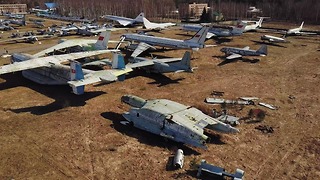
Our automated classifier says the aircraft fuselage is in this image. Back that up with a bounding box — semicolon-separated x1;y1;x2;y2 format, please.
220;47;263;56
123;34;204;49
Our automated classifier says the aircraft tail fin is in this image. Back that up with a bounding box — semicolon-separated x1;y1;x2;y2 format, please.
299;21;304;30
185;26;209;46
94;30;111;50
70;60;85;95
257;17;264;28
134;12;145;23
142;17;153;29
112;53;126;81
257;45;268;55
180;51;192;72
231;21;246;35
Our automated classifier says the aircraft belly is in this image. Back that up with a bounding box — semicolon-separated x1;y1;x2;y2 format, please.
22;68;68;85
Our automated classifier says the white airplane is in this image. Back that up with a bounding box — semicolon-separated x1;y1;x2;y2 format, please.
142;17;175;30
33;31;111;57
286;22;304;35
284;21;316;36
220;45;268;60
120;26;210;51
261;35;288;43
247;6;262;13
101;12;144;27
0;50;130;95
242;17;264;32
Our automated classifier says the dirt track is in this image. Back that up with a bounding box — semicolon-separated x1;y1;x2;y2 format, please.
0;15;319;179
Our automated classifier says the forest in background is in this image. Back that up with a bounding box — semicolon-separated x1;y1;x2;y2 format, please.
1;0;319;23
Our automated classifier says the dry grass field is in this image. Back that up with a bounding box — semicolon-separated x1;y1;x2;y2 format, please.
0;15;319;179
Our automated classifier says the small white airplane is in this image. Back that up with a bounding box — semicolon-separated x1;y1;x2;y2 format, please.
220;45;268;60
286;22;304;35
101;12;144;27
285;21;316;36
242;17;264;32
261;34;288;43
247;6;262;13
33;31;111;57
142;17;175;30
120;26;210;51
0;50;130;95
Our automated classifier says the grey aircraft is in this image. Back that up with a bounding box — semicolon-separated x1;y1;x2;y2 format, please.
220;45;268;60
0;24;14;31
120;26;210;51
121;95;239;148
126;42;192;73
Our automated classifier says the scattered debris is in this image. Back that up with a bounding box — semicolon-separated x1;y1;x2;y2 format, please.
239;97;259;101
205;98;254;105
173;149;184;169
210;90;224;96
197;159;245;180
288;95;295;100
255;125;274;133
248;109;266;122
258;102;277;110
213;109;240;126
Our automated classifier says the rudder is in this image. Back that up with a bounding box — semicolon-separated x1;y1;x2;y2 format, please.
94;30;111;50
185;26;209;45
70;60;85;95
257;45;268;55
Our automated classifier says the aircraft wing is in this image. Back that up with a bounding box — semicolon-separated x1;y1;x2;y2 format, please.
171;107;239;133
131;42;156;58
116;19;133;26
299;32;318;35
226;53;242;60
126;60;155;68
33;39;97;57
206;32;216;39
104;16;133;26
0;50;113;74
68;68;133;86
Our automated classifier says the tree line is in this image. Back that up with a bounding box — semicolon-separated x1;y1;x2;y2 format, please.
1;0;319;23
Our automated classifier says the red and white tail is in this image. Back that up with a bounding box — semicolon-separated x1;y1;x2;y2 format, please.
185;26;209;45
94;30;111;50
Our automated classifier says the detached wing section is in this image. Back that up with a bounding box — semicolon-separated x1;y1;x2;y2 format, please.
0;50;113;74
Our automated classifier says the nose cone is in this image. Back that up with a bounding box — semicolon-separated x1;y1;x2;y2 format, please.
220;48;226;53
121;95;147;108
